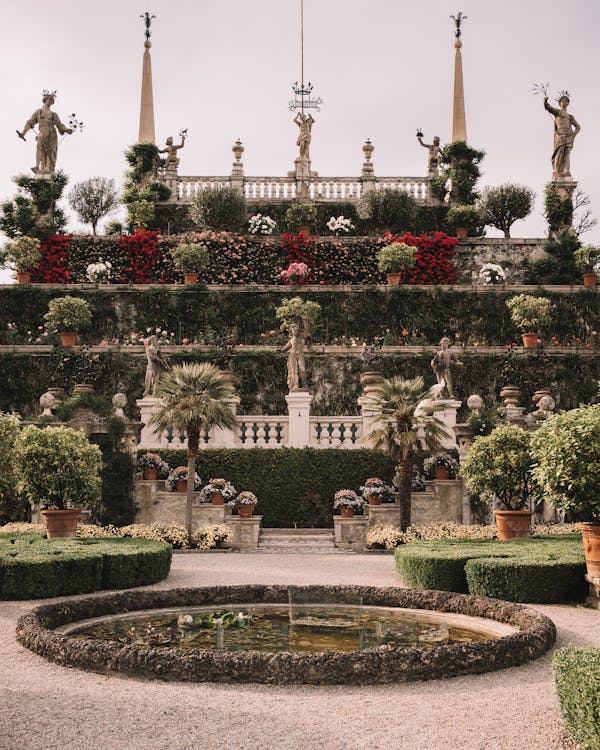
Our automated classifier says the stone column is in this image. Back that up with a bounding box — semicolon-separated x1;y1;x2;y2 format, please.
231;139;245;190
138;40;156;143
136;396;164;448
361;139;376;193
357;371;384;448
451;38;467;142
211;396;241;448
436;399;462;450
285;390;312;447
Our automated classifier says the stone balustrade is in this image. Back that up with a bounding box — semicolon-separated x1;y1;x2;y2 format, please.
167;175;432;205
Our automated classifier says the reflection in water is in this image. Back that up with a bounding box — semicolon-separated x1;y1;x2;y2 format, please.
70;604;492;654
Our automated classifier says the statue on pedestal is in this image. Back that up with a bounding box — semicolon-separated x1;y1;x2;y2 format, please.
143;336;171;397
159;132;186;173
417;131;441;176
430;337;463;399
17;91;73;175
542;91;580;181
279;323;306;391
294;112;315;162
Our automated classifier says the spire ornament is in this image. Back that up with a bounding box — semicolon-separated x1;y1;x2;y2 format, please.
450;11;467;40
140;12;156;41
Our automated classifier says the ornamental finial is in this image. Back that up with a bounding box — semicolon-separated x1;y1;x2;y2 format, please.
450;11;467;40
140;12;156;41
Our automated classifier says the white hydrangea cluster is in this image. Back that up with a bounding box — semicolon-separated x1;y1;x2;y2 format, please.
478;263;506;285
248;214;277;235
327;215;355;235
86;259;112;283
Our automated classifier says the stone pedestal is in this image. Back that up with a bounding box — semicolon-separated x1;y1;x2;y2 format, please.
212;396;240;447
585;574;600;609
435;399;462;450
134;481;230;529
367;504;401;529
410;479;465;525
285;390;312;447
357;393;382;449
334;517;368;551
136;396;164;448
225;516;262;549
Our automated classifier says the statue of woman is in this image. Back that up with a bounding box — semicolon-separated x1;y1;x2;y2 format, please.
543;93;580;181
279;323;307;391
143;336;171;397
18;92;72;175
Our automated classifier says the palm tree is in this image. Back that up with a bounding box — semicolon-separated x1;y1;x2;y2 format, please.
149;363;238;541
368;376;450;530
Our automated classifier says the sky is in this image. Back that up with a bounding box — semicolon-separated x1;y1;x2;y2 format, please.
1;0;599;283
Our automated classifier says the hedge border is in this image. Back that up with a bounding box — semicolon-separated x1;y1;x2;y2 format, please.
16;584;556;685
0;537;172;600
554;647;600;750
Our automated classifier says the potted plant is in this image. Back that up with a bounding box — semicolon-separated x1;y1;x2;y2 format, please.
574;245;600;287
170;242;209;285
14;425;102;538
461;424;539;540
326;215;355;236
127;200;155;232
333;489;366;518
1;236;42;284
228;490;257;518
447;205;481;239
137;452;170;481
281;262;310;285
165;466;202;494
506;294;553;349
376;242;416;285
531;403;600;575
199;478;237;506
359;477;394;506
478;263;506;286
43;296;92;347
248;213;277;235
284;202;318;236
423;454;460;481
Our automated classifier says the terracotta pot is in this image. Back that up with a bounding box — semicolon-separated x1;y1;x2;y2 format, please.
386;272;401;286
60;332;78;348
580;523;600;576
456;227;468;239
41;509;81;539
17;271;31;284
494;509;534;541
367;495;383;506
184;273;198;285
237;504;254;518
521;333;539;349
339;506;355;518
434;466;450;480
142;466;159;481
583;273;597;287
211;492;225;506
298;226;311;237
176;479;188;493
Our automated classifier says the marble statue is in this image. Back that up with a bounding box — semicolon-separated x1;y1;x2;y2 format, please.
294;112;314;161
17;92;73;175
430;337;463;399
159;134;186;172
543;93;580;181
417;134;441;176
143;336;171;397
279;323;306;391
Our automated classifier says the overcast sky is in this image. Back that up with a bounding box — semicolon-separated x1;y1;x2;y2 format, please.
1;0;599;283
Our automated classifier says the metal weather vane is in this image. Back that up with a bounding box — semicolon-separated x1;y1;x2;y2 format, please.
450;11;467;39
140;11;156;41
288;0;323;113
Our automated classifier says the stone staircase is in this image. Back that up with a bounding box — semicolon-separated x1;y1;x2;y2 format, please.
258;528;338;553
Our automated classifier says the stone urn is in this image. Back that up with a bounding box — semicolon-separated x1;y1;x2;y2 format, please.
360;371;384;393
74;384;94;395
499;386;521;408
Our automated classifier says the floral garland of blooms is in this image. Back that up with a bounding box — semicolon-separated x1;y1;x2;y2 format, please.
31;235;72;284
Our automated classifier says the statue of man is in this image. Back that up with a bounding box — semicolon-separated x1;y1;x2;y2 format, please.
543;93;580;181
417;133;441;176
278;322;306;391
158;134;186;172
430;337;463;399
17;92;73;175
143;336;171;397
294;112;315;161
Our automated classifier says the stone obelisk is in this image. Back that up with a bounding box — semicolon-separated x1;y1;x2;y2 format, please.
138;13;156;143
450;12;467;143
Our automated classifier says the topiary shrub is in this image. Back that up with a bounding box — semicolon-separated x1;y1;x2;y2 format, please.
190;186;247;232
479;183;535;238
43;295;92;334
356;190;417;234
554;648;600;750
284;203;318;234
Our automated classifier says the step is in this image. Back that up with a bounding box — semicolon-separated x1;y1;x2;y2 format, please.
258;528;337;553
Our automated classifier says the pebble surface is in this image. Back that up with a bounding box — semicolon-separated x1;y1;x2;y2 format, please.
1;552;598;750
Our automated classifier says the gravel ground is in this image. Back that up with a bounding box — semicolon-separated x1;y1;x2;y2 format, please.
1;552;598;750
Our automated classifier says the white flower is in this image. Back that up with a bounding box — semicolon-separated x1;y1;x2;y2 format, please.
248;214;277;235
327;215;355;235
478;263;506;285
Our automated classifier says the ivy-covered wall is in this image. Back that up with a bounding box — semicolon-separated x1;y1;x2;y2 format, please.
2;349;598;420
1;286;599;347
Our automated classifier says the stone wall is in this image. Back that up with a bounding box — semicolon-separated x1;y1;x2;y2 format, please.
454;238;547;283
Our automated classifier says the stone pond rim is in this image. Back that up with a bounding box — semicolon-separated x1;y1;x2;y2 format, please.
16;585;556;685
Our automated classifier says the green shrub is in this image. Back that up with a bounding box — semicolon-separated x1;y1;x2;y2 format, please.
127;200;155;229
479;183;535;238
0;236;42;272
376;242;416;274
44;295;92;333
356;190;418;234
574;245;600;274
554;648;600;750
545;183;573;234
394;543;484;592
465;556;586;603
506;294;553;333
0;413;23;524
170;243;209;273
0;535;171;599
284;203;318;233
446;205;481;232
190;186;247;232
153;448;395;527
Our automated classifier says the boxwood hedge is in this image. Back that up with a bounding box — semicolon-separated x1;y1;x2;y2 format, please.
0;534;172;600
395;536;585;602
554;648;600;750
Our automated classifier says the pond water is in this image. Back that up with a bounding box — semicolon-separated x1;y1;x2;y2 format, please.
64;603;511;654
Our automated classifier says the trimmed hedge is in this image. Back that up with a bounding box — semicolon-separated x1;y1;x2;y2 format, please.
395;536;585;602
154;448;395;528
0;535;172;599
554;648;600;750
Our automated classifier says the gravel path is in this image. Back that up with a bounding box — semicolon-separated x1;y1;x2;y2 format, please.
1;552;598;750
